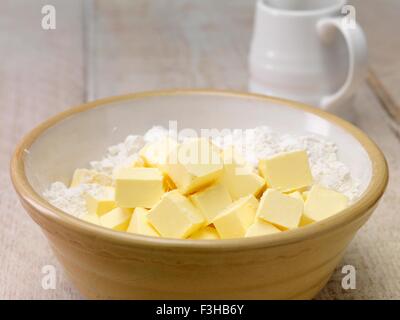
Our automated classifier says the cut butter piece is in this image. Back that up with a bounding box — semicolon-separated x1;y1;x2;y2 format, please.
189;226;220;240
299;215;314;227
189;183;232;225
132;156;145;168
127;207;159;237
139;137;178;171
115;167;165;208
85;186;116;216
288;191;313;226
245;219;281;237
213;195;258;239
258;150;313;192
100;207;133;231
148;190;205;239
219;146;265;200
164;138;223;195
304;185;349;222
111;157;145;179
70;168;112;187
257;189;303;230
288;191;304;202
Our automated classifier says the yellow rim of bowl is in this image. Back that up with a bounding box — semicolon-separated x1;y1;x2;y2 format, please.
10;89;389;251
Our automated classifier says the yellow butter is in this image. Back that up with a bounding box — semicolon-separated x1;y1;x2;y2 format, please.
189;226;220;240
304;185;349;222
189;183;232;225
257;189;303;230
299;215;314;226
100;207;133;231
221;147;265;196
132;156;145;167
70;168;112;187
288;191;304;202
81;213;102;226
148;190;205;238
111;157;145;179
213;195;258;239
115;167;165;208
245;219;281;237
219;147;265;200
164;138;223;195
302;191;309;201
288;191;314;226
163;174;177;191
127;207;159;237
71;169;92;187
139;137;178;170
85;187;116;216
258;150;313;192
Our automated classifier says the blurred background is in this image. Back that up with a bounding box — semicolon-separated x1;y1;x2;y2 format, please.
0;0;399;299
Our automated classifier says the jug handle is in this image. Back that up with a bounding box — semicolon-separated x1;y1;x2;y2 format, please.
317;16;368;110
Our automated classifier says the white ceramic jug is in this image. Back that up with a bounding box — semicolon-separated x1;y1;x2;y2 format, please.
249;0;367;117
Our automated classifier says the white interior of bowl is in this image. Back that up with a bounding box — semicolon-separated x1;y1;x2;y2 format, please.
24;93;372;198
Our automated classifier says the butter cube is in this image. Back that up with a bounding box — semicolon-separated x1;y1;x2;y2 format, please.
164;175;177;191
304;185;349;222
245;219;281;237
70;168;112;187
220;147;265;200
164;138;223;194
299;215;314;227
189;183;232;225
189;226;220;240
100;207;133;231
148;190;205;238
85;187;116;216
71;169;92;187
258;150;313;192
127;207;159;237
115;167;165;208
131;156;145;167
81;213;102;226
111;157;145;179
288;191;304;202
257;189;303;230
213;195;258;239
139;137;178;170
288;191;314;227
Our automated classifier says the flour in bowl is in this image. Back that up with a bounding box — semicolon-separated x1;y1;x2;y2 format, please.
43;126;360;218
43;182;103;217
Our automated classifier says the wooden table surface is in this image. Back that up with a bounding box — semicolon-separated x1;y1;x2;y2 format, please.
0;0;399;299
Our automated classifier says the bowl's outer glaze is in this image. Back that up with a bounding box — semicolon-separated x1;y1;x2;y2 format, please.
11;90;388;299
22;199;376;299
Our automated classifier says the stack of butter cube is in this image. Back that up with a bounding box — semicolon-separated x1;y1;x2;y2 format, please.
74;137;349;239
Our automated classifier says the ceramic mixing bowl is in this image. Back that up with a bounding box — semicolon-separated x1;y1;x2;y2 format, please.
11;90;388;299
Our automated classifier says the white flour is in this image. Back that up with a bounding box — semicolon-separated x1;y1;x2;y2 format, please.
43;182;100;217
44;126;360;217
89;135;145;176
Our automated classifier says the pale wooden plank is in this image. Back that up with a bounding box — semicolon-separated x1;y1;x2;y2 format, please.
0;0;85;299
88;0;253;99
351;0;400;126
367;70;400;137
